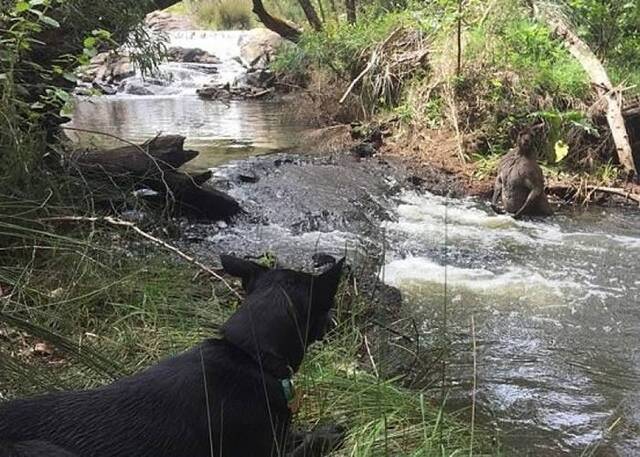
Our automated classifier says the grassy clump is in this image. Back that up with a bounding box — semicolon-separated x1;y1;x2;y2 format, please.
184;0;254;30
1;240;496;454
297;313;494;456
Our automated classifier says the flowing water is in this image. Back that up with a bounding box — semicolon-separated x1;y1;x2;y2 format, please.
67;30;308;167
382;192;640;456
70;29;640;457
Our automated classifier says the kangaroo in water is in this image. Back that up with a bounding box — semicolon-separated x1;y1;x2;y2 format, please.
491;126;553;218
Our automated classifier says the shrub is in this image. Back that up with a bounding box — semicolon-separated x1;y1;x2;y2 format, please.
185;0;254;29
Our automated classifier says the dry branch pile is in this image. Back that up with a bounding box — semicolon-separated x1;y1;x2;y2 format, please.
341;27;430;112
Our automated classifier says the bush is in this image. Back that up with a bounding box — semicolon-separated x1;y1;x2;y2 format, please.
186;0;254;29
215;0;253;29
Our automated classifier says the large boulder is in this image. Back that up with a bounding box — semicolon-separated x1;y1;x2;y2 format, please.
238;28;285;69
119;81;154;96
79;52;135;85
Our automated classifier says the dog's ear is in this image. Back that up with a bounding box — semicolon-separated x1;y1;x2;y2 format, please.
314;257;345;307
220;255;269;292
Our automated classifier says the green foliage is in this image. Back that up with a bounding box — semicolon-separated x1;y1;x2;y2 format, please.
466;18;589;101
471;153;502;180
185;0;253;29
182;0;307;30
274;9;415;79
565;0;640;81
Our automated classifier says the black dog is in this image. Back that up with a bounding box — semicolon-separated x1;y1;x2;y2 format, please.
0;255;345;457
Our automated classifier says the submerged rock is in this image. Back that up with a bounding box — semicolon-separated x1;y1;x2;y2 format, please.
196;80;274;101
166;47;221;65
119;82;154;96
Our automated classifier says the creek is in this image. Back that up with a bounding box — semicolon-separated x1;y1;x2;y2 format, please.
68;29;640;457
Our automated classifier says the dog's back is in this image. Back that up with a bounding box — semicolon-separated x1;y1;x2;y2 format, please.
0;440;79;457
0;256;343;457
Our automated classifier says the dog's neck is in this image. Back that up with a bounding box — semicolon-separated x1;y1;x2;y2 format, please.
223;336;295;380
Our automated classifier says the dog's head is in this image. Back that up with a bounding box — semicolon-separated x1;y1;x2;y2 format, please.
220;255;344;377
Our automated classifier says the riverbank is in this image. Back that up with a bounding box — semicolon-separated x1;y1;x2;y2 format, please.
267;0;640;210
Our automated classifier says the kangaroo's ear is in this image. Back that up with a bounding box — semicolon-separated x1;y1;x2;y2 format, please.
316;257;345;298
220;255;269;292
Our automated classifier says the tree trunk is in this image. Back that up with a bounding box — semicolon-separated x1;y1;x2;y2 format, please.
251;0;303;42
533;3;637;177
298;0;323;31
317;0;326;24
345;0;356;24
75;135;242;221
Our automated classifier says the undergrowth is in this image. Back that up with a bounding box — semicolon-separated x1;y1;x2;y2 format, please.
180;0;308;30
272;0;638;178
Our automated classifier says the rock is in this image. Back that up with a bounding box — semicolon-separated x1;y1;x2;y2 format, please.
312;253;337;268
350;126;384;159
167;47;221;65
407;175;425;187
145;11;196;32
92;82;118;96
33;342;55;356
196;81;274;101
121;82;154;96
77;52;135;95
239;28;285;70
238;172;259;183
196;83;231;100
233;68;274;89
88;52;135;84
182;63;219;74
350;142;378;158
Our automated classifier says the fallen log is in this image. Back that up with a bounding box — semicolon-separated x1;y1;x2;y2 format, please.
73;135;242;221
145;170;242;220
75;135;198;175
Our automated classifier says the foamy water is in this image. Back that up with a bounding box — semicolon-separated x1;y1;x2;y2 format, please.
381;190;640;455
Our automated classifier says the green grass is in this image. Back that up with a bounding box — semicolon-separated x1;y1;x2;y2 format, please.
0;209;496;454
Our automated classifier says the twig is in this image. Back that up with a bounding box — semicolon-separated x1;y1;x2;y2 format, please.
368;318;414;343
549;184;640;205
363;334;379;379
38;216;242;298
339;50;378;104
338;27;404;105
478;0;498;26
456;0;463;76
469;314;477;457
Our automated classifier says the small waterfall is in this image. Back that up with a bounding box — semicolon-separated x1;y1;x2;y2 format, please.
166;30;245;61
118;30;249;97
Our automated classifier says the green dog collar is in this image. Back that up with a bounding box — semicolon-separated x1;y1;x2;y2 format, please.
281;378;295;404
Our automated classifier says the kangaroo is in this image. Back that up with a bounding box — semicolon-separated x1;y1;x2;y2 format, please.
492;126;553;218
